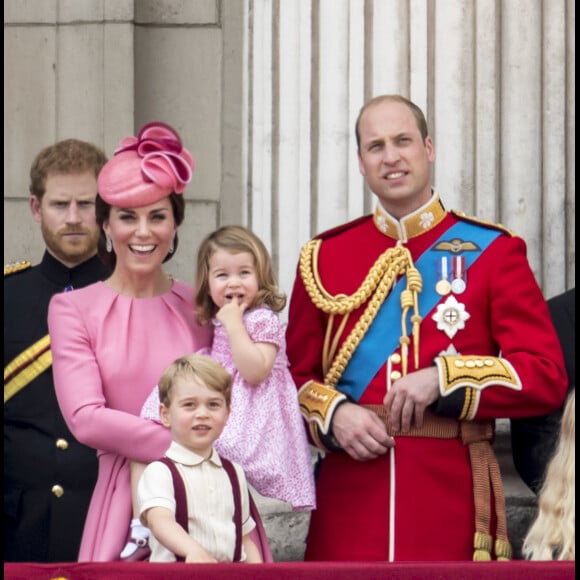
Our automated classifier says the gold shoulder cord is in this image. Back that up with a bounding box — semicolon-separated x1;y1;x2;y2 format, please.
4;260;32;276
299;240;422;386
450;210;516;238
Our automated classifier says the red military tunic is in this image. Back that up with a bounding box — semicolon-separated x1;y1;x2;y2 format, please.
286;194;567;561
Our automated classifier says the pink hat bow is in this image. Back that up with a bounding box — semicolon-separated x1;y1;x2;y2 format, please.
98;121;195;207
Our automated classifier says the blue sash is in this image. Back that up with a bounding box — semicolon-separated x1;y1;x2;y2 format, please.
336;221;501;401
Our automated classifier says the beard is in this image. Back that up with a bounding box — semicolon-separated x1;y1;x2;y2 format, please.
42;223;101;267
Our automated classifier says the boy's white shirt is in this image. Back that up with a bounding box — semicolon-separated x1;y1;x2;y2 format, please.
138;440;255;562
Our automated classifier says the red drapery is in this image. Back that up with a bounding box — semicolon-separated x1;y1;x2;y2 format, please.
4;560;574;580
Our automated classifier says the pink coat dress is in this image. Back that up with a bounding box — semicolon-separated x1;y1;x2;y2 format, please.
47;280;211;561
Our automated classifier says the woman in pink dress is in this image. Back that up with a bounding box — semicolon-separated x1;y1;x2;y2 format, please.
47;122;212;561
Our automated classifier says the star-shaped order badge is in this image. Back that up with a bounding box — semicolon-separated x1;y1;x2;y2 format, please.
432;295;471;339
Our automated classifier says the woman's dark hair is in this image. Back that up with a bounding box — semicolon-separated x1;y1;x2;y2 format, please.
95;192;185;270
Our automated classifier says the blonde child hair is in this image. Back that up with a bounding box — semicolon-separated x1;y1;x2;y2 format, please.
158;353;232;408
522;389;575;561
194;225;286;325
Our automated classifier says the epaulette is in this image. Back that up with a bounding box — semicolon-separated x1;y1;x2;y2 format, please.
314;214;372;241
4;260;32;276
451;210;517;238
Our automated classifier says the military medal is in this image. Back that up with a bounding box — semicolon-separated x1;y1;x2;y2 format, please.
451;278;466;294
436;256;451;296
432;295;471;339
436;279;451;295
451;256;466;294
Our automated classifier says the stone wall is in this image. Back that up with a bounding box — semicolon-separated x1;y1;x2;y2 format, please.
4;0;575;301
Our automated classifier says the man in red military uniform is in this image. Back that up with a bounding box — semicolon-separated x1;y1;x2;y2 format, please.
285;94;568;562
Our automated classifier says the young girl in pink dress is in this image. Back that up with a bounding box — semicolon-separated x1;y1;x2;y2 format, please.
124;225;316;559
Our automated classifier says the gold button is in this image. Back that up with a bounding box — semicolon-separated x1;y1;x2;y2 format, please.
51;485;64;498
390;353;401;365
454;360;465;368
56;438;69;450
390;370;402;381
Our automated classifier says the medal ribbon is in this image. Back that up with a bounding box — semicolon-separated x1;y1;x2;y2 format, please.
336;221;501;401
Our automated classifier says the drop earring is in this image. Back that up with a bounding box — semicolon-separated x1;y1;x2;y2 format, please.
169;237;175;254
106;235;113;253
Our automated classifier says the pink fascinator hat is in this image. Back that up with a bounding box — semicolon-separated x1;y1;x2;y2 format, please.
97;122;194;207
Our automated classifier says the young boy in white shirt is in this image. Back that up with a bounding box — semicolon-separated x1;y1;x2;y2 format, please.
138;353;262;563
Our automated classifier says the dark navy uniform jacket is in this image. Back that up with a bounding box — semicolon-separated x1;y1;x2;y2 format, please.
4;252;110;562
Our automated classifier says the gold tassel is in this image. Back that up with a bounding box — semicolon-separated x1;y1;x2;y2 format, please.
473;532;492;561
494;539;512;561
406;266;422;368
399;288;413;376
